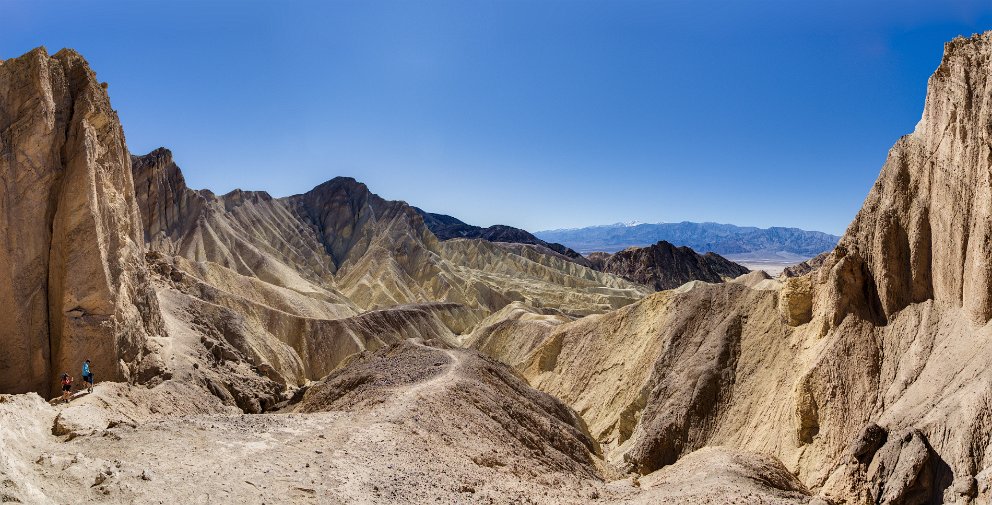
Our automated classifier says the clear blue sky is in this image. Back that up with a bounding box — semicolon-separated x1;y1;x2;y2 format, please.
4;1;992;235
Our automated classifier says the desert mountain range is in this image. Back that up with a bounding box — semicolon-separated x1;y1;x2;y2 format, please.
2;31;992;504
536;221;840;259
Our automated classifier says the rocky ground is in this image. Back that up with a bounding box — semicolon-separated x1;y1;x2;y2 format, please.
0;341;815;504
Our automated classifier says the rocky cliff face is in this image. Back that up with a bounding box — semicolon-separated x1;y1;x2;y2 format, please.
592;241;750;291
819;33;992;327
0;48;163;395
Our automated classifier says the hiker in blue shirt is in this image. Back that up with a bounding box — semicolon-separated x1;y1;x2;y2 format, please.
82;360;94;393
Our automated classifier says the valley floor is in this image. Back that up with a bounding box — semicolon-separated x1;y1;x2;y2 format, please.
1;342;813;505
730;260;794;276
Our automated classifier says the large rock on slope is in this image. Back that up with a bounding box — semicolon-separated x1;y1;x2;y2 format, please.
593;240;750;291
0;47;162;395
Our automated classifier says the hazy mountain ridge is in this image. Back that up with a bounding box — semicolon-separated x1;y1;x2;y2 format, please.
535;221;840;258
417;211;758;282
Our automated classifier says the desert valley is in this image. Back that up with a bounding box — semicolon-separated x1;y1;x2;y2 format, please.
3;24;992;505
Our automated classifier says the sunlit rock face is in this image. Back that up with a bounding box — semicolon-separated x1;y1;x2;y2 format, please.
819;33;992;327
0;47;163;395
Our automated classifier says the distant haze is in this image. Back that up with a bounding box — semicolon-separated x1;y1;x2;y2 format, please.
534;222;840;260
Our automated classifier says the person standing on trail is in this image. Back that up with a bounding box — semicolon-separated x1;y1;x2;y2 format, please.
59;373;73;403
82;360;93;393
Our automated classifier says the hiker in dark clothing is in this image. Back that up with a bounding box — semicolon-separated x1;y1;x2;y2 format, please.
60;373;73;404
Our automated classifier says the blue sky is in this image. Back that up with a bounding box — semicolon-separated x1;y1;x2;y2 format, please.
4;1;992;235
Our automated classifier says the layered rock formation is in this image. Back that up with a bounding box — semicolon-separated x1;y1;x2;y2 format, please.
132;152;648;318
0;48;162;395
817;33;992;327
125;148;651;397
514;282;789;465
797;35;992;501
131;148;343;294
417;209;588;264
590;240;750;291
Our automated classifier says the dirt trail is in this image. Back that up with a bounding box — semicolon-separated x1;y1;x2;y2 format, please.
376;340;462;421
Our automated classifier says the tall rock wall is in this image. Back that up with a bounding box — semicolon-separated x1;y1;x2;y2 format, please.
823;33;992;326
0;47;162;395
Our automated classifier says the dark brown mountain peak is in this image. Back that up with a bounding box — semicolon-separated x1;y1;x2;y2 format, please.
596;240;749;291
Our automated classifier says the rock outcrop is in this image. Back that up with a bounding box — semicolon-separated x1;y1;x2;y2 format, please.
782;252;829;278
585;251;612;271
0;48;162;395
131;148;343;294
591;241;750;291
818;33;992;326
